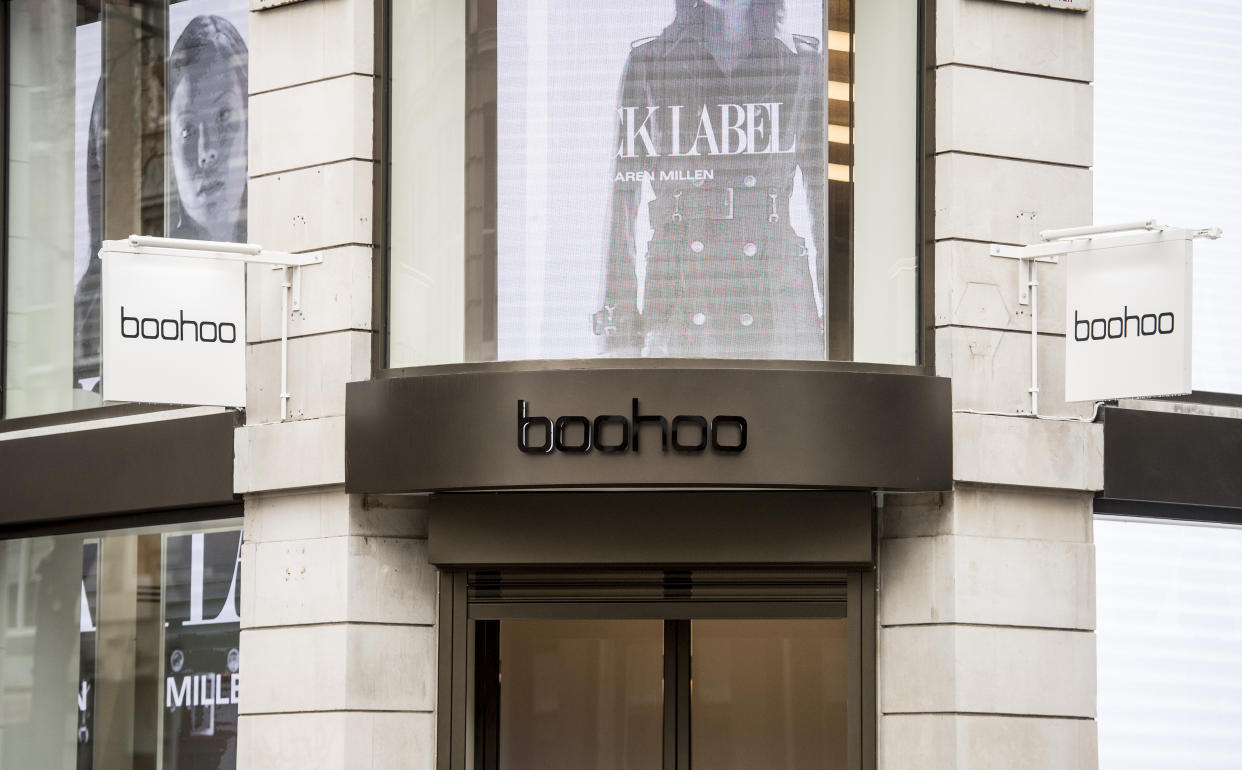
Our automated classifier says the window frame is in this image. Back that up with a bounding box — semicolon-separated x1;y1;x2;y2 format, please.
373;0;936;375
436;568;877;770
0;1;243;424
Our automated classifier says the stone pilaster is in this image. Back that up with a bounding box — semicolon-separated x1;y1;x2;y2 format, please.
878;1;1100;767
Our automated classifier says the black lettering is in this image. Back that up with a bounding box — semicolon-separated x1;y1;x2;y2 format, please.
517;400;553;454
161;319;180;340
711;416;747;453
1158;312;1175;334
121;307;139;338
220;323;237;343
1107;317;1123;339
631;398;669;453
1090;319;1106;340
671;415;708;452
593;415;630;453
1074;309;1090;342
1125;306;1140;338
200;321;218;342
141;318;159;339
554;416;592;453
1141;314;1157;335
180;309;199;342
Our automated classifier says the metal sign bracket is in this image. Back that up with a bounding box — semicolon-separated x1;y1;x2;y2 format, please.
987;220;1221;416
111;235;324;421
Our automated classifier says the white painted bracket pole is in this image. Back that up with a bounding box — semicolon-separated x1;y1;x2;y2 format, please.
124;235;322;421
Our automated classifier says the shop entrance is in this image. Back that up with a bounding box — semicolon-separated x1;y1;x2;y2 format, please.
429;492;877;770
442;567;868;770
475;616;848;770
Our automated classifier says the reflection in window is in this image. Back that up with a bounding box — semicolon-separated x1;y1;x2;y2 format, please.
0;523;242;770
5;0;249;419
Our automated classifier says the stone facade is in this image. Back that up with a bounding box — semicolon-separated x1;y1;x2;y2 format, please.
234;0;1102;767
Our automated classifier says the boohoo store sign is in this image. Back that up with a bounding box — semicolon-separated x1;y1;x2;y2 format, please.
1065;233;1193;402
101;242;246;407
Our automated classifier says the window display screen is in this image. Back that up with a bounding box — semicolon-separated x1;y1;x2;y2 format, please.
387;0;931;369
5;0;249;419
496;1;829;361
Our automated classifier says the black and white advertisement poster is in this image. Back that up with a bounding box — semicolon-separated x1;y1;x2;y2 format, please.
72;0;249;394
496;0;827;361
75;529;242;770
160;530;243;770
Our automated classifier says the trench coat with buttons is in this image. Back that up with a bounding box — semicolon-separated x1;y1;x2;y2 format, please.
593;23;826;359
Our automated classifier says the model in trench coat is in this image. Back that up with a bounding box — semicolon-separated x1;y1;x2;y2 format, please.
593;1;826;359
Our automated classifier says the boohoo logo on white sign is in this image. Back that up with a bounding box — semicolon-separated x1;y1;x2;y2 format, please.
1065;233;1193;402
101;243;245;407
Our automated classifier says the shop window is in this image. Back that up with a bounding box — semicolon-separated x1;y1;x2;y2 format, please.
4;0;249;419
387;0;920;368
440;568;871;770
0;519;242;769
1096;516;1242;768
1094;0;1242;394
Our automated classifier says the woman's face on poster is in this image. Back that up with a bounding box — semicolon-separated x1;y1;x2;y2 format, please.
170;50;246;234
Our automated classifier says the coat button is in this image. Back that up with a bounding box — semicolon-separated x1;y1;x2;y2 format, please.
692;312;706;326
691;240;704;253
743;242;757;257
739;313;754;327
744;175;757;187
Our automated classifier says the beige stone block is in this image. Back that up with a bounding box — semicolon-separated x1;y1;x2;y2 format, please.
880;625;1096;717
345;624;436;711
952;412;1103;491
935;240;1066;334
366;712;436;770
938;0;1092;81
238;712;349;769
880;713;1097;770
241;623;435;713
239;711;435;770
241;624;349;713
247;162;373;255
937;66;1092;165
950;484;1093;543
935;154;1092;245
882;486;1093;542
242;535;436;628
879;492;950;538
936;326;1095;419
246;246;372;343
235;416;346;493
246;331;370;423
250;75;372;176
345;536;437;626
880;535;1094;629
250;0;374;94
244;487;429;543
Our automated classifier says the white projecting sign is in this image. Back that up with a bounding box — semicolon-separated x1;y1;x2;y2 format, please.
1065;232;1193;402
101;243;246;407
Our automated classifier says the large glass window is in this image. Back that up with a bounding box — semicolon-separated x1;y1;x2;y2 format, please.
1096;516;1242;769
1095;0;1242;394
388;0;919;367
0;519;242;769
4;0;249;419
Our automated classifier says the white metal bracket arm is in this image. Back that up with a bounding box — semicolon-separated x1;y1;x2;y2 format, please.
122;235;324;421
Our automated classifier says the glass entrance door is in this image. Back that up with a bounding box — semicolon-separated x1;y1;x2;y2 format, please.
472;615;850;770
